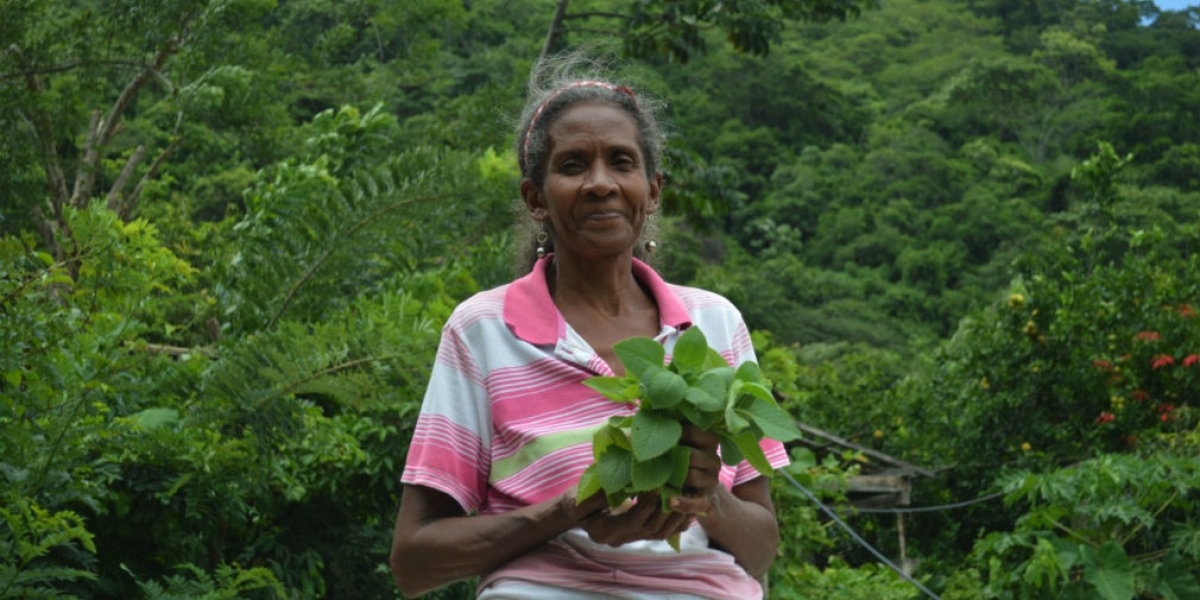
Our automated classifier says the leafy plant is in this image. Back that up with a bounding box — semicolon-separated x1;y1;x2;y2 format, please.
575;326;802;545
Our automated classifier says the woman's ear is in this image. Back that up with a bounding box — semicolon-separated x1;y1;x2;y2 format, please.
647;171;664;214
520;178;547;221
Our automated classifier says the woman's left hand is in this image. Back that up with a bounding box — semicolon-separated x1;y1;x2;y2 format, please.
667;424;723;516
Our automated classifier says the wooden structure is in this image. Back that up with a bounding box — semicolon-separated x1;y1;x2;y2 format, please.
790;422;937;573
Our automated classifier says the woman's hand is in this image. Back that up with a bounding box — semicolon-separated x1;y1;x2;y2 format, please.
574;491;693;546
669;424;723;516
562;424;725;546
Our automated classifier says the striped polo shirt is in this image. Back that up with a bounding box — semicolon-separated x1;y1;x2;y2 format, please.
401;256;789;598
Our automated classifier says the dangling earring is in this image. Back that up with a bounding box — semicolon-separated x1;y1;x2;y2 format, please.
644;240;658;254
536;227;549;259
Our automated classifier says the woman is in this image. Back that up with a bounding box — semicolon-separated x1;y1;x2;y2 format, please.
389;56;788;599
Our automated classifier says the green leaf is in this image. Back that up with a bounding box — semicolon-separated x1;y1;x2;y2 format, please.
1157;552;1200;600
679;401;721;430
131;408;180;430
1081;542;1135;600
719;435;744;467
642;368;688;409
737;380;776;406
597;446;633;494
583;376;639;403
734;360;764;383
612;337;665;379
668;445;691;488
576;463;603;501
733;430;773;475
725;403;751;433
631;452;674;492
684;372;726;412
593;421;631;457
701;347;729;370
1052;538;1082;572
740;399;801;442
631;409;682;461
670;326;709;374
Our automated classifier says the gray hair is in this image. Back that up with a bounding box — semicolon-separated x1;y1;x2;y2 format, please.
512;51;666;274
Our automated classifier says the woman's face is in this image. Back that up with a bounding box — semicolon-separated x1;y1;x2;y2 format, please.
522;101;661;261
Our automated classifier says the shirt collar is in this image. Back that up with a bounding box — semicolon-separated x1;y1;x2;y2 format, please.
503;255;693;345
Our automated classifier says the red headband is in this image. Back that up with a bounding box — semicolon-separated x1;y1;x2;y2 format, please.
521;80;636;174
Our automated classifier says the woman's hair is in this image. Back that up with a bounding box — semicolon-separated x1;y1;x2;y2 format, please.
512;50;666;275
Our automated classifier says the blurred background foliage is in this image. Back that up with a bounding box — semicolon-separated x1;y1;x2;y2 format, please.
1;0;1197;598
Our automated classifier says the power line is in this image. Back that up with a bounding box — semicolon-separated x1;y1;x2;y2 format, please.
779;469;943;600
837;492;1006;514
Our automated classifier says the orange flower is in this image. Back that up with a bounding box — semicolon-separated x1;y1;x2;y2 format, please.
1151;354;1176;369
1181;304;1197;318
1135;331;1161;342
1091;359;1113;371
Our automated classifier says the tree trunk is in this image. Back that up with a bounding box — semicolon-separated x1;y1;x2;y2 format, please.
538;0;571;65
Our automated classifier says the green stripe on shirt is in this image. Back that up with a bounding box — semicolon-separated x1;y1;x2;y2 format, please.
490;425;602;483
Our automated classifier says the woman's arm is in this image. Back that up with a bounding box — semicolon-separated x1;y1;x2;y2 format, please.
686;477;779;578
668;426;781;579
390;482;693;597
389;484;575;597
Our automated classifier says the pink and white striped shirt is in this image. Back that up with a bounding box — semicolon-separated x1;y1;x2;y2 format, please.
401;256;789;598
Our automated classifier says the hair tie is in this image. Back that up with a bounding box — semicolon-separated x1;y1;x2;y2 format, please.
521;81;636;174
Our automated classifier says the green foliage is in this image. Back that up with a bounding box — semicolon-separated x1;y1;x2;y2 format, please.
0;498;97;599
132;563;284;600
2;0;1198;597
772;557;921;600
971;453;1200;599
578;327;802;520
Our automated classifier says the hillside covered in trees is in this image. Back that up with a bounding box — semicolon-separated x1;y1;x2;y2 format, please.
2;0;1198;598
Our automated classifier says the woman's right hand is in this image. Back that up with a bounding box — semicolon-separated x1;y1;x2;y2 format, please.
563;490;693;547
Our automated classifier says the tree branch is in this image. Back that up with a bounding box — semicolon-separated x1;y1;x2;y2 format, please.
538;0;572;65
560;26;621;37
124;136;180;221
562;11;626;20
106;145;147;213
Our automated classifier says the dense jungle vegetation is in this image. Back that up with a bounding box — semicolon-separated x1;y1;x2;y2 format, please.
2;0;1199;598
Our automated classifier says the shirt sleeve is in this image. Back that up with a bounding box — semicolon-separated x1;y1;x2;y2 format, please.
400;320;492;514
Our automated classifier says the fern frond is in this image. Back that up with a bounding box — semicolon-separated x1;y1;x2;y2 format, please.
219;146;497;333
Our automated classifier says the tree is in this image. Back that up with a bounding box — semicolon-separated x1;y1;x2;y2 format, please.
1;0;273;265
538;0;878;63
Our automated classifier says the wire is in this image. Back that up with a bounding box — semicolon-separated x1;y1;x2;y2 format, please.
837;492;1006;514
779;469;944;600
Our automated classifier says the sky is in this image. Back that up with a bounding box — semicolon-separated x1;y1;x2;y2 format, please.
1154;0;1197;10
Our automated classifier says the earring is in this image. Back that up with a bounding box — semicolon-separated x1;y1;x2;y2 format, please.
536;228;549;259
644;240;657;253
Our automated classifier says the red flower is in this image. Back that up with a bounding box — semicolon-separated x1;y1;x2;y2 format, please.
1131;390;1150;402
1183;354;1199;367
1092;359;1113;371
1096;412;1115;424
1151;354;1176;369
1157;404;1176;413
1181;304;1197;318
1135;331;1161;342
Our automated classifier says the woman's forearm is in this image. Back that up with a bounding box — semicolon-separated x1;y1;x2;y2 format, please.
694;479;780;578
389;489;576;598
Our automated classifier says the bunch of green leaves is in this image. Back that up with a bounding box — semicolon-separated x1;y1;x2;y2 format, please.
575;326;802;516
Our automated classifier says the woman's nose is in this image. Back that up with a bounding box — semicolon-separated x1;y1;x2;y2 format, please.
582;162;617;196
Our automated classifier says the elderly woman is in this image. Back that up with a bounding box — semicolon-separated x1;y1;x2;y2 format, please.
389;57;788;599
